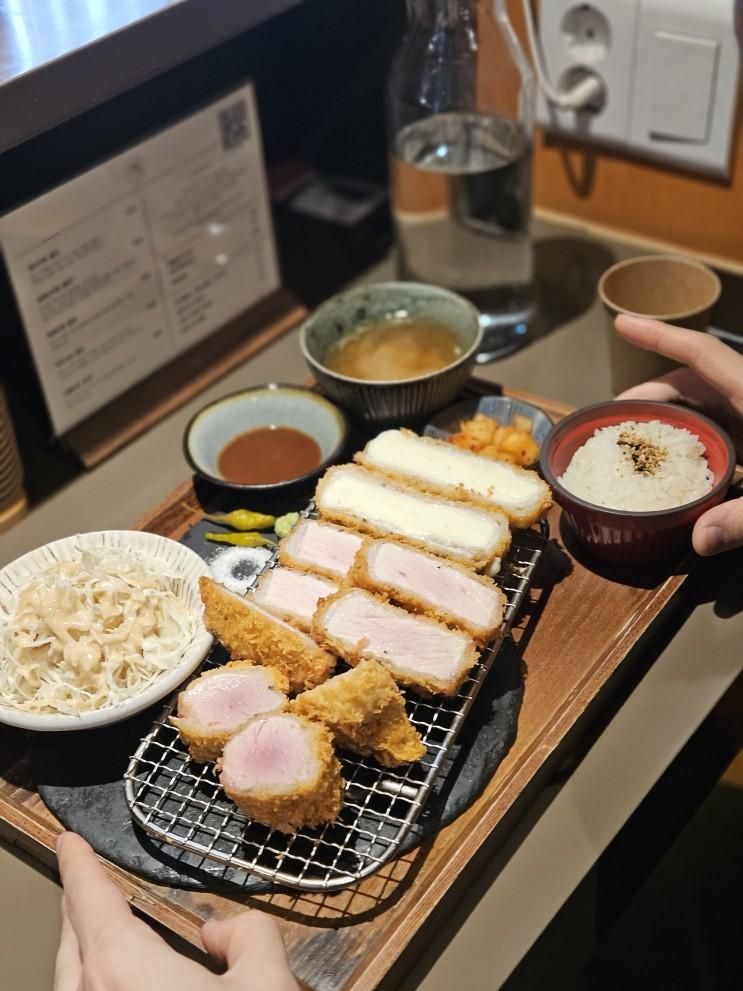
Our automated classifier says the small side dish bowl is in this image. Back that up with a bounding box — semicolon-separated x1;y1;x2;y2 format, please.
541;400;736;565
425;395;553;465
300;282;483;425
0;531;213;732
184;384;349;493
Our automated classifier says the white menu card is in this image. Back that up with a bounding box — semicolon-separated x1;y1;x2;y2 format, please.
0;83;280;436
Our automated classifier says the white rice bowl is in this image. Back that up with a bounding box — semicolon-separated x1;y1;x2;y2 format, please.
559;419;714;512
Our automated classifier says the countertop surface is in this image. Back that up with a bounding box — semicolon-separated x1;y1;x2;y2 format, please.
1;220;742;989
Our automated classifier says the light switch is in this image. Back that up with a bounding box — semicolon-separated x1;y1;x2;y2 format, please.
647;31;719;143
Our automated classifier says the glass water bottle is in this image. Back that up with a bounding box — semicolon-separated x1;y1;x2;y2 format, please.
388;0;535;362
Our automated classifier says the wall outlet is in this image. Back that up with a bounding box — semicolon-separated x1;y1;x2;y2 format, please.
536;0;740;178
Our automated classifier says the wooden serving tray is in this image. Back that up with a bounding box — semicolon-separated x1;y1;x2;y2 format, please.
0;383;691;991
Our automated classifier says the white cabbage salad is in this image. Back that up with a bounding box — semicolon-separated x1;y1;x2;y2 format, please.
0;550;198;714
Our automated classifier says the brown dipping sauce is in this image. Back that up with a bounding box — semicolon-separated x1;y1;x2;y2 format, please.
218;426;321;484
324;316;461;381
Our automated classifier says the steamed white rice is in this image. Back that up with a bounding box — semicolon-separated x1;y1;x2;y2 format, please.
559;419;714;511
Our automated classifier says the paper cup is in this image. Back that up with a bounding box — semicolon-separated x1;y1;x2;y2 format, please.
598;255;721;395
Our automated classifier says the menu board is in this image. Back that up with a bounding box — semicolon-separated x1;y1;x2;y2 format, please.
0;83;279;436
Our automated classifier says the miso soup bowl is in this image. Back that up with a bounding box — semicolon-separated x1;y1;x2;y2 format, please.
300;282;484;426
540;400;736;565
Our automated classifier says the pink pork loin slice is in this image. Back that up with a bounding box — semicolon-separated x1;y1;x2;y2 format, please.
312;589;478;696
218;712;344;832
171;663;288;762
351;539;505;643
251;567;338;632
278;518;363;580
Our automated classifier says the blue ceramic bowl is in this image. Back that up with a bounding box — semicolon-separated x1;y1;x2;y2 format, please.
183;384;349;492
300;282;483;425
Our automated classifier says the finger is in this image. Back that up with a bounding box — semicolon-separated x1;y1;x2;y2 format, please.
57;832;134;955
202;911;296;986
53;896;82;991
615;380;683;402
614;316;743;403
693;499;743;556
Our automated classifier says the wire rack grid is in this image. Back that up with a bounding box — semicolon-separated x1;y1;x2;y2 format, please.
125;516;548;892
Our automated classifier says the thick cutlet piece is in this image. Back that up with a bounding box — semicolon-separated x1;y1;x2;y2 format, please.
251;567;338;633
199;577;335;693
171;662;288;762
279;518;363;581
313;589;478;696
357;428;552;527
218;712;344;832
315;464;510;573
350;538;505;644
294;659;425;767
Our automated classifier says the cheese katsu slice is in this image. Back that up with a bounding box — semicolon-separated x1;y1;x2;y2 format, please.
171;662;288;762
350;538;506;644
251;567;339;633
279;518;363;581
357;428;552;527
294;659;425;767
218;712;344;832
313;589;478;696
315;465;510;573
199;577;335;693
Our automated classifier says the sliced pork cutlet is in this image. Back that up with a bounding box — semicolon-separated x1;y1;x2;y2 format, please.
294;659;425;767
218;712;344;832
171;662;288;762
313;589;478;696
279;518;363;581
350;538;506;644
314;464;510;573
251;567;338;633
199;577;335;693
357;428;552;527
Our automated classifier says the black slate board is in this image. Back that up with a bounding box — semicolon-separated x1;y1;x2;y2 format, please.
37;521;525;893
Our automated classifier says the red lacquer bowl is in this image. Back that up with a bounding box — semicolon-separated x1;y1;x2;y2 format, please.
540;401;736;565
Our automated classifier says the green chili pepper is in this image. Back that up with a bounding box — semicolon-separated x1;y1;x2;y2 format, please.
202;509;276;531
205;531;273;548
274;512;300;539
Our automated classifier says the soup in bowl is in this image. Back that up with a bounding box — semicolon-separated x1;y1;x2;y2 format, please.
300;282;483;425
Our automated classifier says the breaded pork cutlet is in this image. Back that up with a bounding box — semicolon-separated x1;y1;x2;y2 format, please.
278;518;363;581
218;712;344;832
170;662;288;762
313;589;478;697
199;577;335;693
251;566;338;633
350;537;506;644
294;659;425;767
315;464;511;574
357;428;552;527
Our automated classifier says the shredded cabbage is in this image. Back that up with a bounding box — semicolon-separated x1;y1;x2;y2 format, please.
0;549;198;715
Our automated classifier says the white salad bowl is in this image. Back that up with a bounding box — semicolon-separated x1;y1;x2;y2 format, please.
0;530;213;732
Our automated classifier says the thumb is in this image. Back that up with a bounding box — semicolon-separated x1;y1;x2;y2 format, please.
201;911;297;989
692;499;743;556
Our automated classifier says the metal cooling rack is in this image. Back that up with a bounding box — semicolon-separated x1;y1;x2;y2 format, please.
125;518;548;892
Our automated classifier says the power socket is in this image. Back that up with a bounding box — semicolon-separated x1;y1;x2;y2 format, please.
536;0;740;178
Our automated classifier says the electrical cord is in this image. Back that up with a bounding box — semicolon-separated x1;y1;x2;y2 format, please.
520;0;604;110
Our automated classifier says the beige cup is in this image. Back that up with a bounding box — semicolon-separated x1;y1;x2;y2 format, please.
598;255;721;395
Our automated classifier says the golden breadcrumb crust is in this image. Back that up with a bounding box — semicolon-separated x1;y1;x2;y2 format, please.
293;659;425;767
312;589;479;697
355;428;552;528
218;715;344;832
278;519;359;581
349;537;506;645
199;577;335;693
170;661;288;763
252;568;338;634
314;465;511;572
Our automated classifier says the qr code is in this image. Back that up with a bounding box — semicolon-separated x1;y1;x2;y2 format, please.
218;100;250;151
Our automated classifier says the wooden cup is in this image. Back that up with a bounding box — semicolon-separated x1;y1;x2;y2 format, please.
598;255;721;395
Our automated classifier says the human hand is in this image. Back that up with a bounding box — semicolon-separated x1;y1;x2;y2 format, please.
614;314;743;557
55;831;299;991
